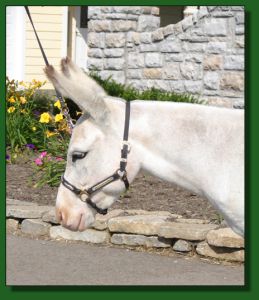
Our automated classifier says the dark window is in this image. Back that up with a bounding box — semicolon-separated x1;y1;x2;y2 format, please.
80;6;88;28
159;6;184;27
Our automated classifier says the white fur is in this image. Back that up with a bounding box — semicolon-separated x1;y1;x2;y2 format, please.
45;58;244;236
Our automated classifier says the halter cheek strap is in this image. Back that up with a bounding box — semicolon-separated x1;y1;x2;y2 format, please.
61;101;131;215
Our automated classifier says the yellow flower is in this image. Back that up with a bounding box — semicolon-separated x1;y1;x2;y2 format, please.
21;109;26;114
19;81;28;88
46;130;57;138
32;126;37;131
54;100;61;110
55;113;63;122
20;96;27;104
7;106;15;113
8;96;16;103
39;112;51;123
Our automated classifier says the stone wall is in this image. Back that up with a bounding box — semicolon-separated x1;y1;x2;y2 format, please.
7;199;245;263
87;6;244;108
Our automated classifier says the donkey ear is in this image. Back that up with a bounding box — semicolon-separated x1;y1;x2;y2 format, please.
44;58;110;124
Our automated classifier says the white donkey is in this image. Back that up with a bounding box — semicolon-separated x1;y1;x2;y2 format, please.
45;57;244;237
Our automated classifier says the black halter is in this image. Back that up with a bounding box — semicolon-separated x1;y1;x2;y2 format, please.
61;101;131;215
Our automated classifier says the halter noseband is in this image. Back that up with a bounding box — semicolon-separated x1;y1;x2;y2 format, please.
61;101;131;215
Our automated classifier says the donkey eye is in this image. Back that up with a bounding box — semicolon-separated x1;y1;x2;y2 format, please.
72;151;88;162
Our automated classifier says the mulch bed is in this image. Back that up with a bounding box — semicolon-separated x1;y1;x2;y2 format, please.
6;157;219;222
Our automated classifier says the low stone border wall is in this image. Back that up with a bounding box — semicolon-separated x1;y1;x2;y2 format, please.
6;199;244;263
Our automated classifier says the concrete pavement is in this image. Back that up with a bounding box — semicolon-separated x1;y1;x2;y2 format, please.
6;234;244;285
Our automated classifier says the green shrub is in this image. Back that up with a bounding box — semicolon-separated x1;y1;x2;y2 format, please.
90;72;205;104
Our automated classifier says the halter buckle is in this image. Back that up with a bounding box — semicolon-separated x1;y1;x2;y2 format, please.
79;190;89;202
121;141;131;152
117;169;126;178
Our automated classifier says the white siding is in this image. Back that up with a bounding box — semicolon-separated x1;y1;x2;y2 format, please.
6;6;25;81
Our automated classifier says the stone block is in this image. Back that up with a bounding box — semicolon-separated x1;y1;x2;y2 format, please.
235;36;244;48
104;58;125;70
111;234;171;248
50;226;110;243
181;15;193;31
6;219;19;232
88;7;102;19
140;32;152;44
175;218;210;224
168;80;184;93
105;33;125;48
163;63;180;80
88;48;103;58
88;20;111;32
207;97;233;108
180;62;202;80
165;54;184;62
127;69;142;79
203;19;227;36
185;54;203;63
224;55;244;70
98;70;125;84
220;72;244;91
21;219;51;236
124;210;180;218
235;25;244;35
159;222;218;241
143;68;162;79
184;81;203;94
137;15;160;32
6;199;35;206
103;48;124;58
197;6;209;20
204;55;223;70
182;42;205;52
207;42;227;54
127;32;140;45
206;228;244;248
139;44;158;52
204;72;220;90
173;239;192;252
151;28;164;42
88;32;105;48
87;58;103;70
128;52;145;68
92;209;124;230
160;39;181;53
111;20;137;32
196;241;244;262
235;12;244;25
42;207;59;224
108;215;170;236
145;53;162;67
6;205;52;219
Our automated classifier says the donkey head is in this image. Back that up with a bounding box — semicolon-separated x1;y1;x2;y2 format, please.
45;58;139;231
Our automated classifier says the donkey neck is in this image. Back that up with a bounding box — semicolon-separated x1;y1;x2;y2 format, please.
129;101;226;196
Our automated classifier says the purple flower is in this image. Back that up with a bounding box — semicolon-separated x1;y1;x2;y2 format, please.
6;154;10;160
26;143;35;149
33;110;41;116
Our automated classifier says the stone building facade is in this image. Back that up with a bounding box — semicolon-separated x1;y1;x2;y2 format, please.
87;6;244;108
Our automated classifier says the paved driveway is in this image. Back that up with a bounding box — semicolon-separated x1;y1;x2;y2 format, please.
6;235;244;285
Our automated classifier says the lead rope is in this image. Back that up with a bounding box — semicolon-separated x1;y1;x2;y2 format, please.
24;6;74;133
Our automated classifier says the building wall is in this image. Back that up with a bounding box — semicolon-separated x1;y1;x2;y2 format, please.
24;6;65;89
87;6;244;108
